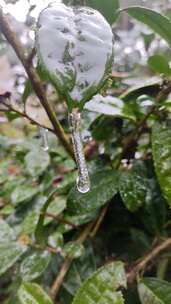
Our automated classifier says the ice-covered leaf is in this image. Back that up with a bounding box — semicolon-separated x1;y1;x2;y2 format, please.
45;196;67;225
85;94;135;120
138;278;171;304
20;250;51;281
24;149;50;177
0;242;27;276
36;2;114;109
152;122;171;205
67;169;119;214
122;7;171;48
119;170;148;212
72;261;126;304
18;282;53;304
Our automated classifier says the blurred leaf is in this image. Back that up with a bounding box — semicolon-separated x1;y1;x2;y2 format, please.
86;0;119;24
148;54;171;76
20;250;51;281
45;196;67;225
119;169;147;212
72;262;126;304
85;94;135;121
57;210;99;234
11;185;39;206
18;282;53;304
122;7;171;48
121;77;162;102
24;149;50;177
62;244;96;299
152;122;171;205
138;278;171;304
0;242;27;276
63;242;84;259
67;169;119;214
0;219;15;243
22;80;33;104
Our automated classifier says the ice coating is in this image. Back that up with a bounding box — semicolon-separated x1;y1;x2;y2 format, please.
36;2;114;107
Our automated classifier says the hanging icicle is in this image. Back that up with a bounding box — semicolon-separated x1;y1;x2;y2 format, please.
39;127;49;152
69;110;90;193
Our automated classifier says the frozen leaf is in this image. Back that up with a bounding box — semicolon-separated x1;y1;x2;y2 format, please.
36;2;114;109
11;185;39;206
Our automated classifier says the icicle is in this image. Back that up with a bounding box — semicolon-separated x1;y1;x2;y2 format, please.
39;127;49;152
69;110;90;194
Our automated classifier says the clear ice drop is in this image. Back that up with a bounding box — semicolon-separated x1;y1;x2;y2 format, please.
39;127;49;152
69;111;90;194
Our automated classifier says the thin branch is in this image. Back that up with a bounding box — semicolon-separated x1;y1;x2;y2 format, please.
50;221;94;300
0;9;74;160
42;212;78;229
127;237;171;284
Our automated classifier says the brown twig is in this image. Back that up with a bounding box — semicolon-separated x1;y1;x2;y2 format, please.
127;237;171;284
42;212;78;229
50;221;94;300
0;9;74;160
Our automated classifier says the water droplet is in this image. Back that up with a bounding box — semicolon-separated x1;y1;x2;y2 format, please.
39;127;49;151
69;111;90;194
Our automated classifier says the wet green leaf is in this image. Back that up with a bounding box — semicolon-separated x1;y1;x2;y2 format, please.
152;122;171;205
72;262;126;304
86;0;119;24
20;250;51;281
67;170;119;214
45;196;67;225
122;7;171;48
0;219;15;243
0;242;27;276
119;170;148;212
138;278;171;304
148;54;171;76
18;282;53;304
11;185;39;206
63;242;84;259
24;149;50;177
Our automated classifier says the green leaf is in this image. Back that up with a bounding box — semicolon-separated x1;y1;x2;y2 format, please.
63;242;84;259
0;242;27;276
45;196;67;225
121;6;171;48
72;262;126;304
148;54;171;76
119;170;148;212
11;185;39;206
18;282;53;304
0;219;15;243
67;169;119;214
20;250;51;281
138;278;171;304
86;0;119;24
62;244;96;299
85;94;135;121
24;149;50;177
22;80;33;104
152;122;171;205
120;77;162;102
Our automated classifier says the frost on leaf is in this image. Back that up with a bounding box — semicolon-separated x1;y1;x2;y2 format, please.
36;2;114;108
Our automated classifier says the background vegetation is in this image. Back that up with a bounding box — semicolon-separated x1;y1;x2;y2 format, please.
1;0;171;303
